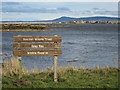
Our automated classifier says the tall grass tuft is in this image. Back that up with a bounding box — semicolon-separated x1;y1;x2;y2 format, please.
32;65;41;74
95;65;100;70
57;66;79;74
2;56;117;79
2;57;30;77
0;65;2;77
104;65;109;70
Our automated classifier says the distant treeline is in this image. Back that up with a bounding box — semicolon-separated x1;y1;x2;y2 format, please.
2;24;46;30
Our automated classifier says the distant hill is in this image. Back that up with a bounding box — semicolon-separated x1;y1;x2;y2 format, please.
45;16;119;22
2;16;119;23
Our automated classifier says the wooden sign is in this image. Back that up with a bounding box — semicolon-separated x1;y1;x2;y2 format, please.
13;36;62;56
13;36;62;42
13;43;61;49
13;50;62;56
13;35;62;82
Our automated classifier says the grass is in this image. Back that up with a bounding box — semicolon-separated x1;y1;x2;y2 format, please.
2;57;119;88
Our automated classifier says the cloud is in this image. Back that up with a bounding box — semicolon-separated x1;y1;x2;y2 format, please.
92;8;100;10
57;8;70;11
2;6;71;13
80;8;118;16
94;10;118;15
2;2;21;5
46;8;57;10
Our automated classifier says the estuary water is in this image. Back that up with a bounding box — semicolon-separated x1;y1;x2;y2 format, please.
2;24;118;70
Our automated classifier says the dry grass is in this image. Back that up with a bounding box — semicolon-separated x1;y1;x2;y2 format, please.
31;65;41;74
2;57;30;77
57;66;79;73
0;65;2;77
2;57;82;77
94;65;101;70
2;57;43;77
2;57;118;88
2;56;112;78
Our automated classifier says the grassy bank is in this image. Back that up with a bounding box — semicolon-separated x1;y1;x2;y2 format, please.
2;57;119;88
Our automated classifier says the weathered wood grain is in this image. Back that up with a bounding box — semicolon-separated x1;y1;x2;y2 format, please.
13;36;62;42
13;50;62;56
13;43;61;49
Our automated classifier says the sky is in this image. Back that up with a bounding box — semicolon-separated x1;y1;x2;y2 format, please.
1;1;119;21
2;0;119;2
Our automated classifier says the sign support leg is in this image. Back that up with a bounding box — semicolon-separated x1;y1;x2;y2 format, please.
54;55;58;82
18;56;22;79
54;35;58;82
17;35;22;79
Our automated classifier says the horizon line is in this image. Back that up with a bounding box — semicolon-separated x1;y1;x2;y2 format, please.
1;16;119;22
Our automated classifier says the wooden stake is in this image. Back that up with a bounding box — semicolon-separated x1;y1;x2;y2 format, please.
18;35;22;79
54;55;58;82
54;35;58;82
18;56;22;79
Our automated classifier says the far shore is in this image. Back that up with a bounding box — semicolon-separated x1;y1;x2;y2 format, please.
1;23;71;32
1;29;50;32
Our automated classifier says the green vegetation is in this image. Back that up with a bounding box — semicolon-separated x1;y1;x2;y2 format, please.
2;24;46;31
2;57;119;88
1;24;70;32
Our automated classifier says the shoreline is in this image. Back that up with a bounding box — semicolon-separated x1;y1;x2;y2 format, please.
1;29;51;32
2;65;118;88
1;23;118;32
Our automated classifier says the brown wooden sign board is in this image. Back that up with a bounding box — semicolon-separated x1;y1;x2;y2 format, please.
13;43;61;49
13;36;62;42
13;35;62;82
13;50;62;56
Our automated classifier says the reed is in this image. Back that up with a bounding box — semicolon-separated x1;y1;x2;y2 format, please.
2;56;117;78
2;57;30;77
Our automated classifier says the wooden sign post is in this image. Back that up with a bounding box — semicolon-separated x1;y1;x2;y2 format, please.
18;35;22;79
13;35;62;82
54;35;58;82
